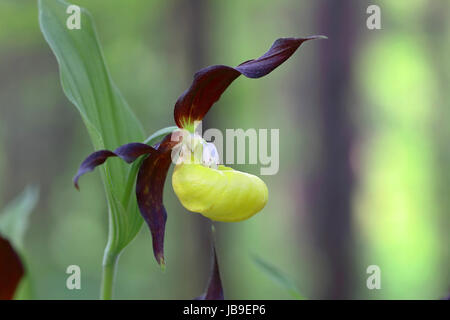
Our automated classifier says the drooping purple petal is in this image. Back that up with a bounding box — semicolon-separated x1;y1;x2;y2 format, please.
135;132;182;265
73;143;156;190
174;36;325;128
0;235;24;300
113;143;155;163
197;244;224;300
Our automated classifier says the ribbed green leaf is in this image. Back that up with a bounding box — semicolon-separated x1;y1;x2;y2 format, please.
38;0;146;253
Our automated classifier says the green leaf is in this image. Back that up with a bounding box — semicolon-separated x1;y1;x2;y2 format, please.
251;254;305;300
0;186;39;300
38;0;146;254
0;186;39;250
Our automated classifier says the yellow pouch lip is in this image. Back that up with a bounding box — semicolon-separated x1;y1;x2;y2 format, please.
172;163;268;222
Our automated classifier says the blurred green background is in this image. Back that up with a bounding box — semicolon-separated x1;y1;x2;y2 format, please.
0;0;448;299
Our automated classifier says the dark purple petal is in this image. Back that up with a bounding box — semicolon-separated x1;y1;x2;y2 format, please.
174;36;325;128
73;143;156;190
113;143;155;163
0;235;24;300
197;244;224;300
135;132;182;265
73;150;116;190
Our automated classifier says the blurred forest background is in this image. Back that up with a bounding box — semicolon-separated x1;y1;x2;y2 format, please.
0;0;449;299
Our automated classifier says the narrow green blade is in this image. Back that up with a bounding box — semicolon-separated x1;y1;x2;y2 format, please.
251;254;305;300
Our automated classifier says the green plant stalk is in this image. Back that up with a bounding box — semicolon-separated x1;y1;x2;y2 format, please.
100;126;178;299
101;249;118;300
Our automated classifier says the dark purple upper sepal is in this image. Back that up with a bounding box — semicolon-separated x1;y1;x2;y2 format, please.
174;66;240;128
135;132;182;265
0;235;24;300
73;143;157;190
174;36;325;128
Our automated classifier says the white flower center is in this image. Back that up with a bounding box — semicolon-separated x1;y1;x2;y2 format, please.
202;142;219;169
175;132;219;169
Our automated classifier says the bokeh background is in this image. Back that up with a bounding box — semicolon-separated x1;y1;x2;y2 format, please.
0;0;449;299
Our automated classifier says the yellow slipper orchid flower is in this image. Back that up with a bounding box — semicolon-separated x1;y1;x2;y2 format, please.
74;37;323;266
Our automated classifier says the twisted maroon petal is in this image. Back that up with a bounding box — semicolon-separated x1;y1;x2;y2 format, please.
114;143;155;163
174;36;324;128
73;143;156;190
0;235;24;300
135;132;182;265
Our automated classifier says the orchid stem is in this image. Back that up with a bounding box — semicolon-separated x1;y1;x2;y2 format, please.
100;250;118;300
